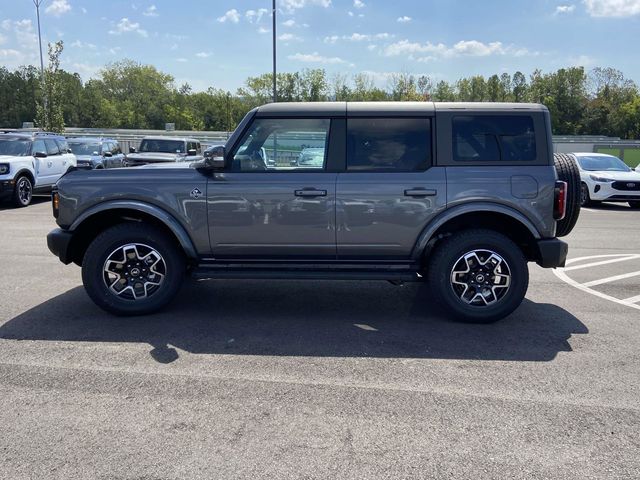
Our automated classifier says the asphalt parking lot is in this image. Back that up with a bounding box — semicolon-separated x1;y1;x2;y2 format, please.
0;198;639;479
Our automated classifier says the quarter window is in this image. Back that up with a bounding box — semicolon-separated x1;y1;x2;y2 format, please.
232;118;330;172
453;116;536;162
347;118;431;172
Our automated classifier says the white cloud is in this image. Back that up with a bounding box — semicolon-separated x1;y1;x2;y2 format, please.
348;11;354;16
70;62;100;79
354;0;365;8
288;52;346;64
176;57;188;63
397;15;412;22
195;51;211;58
0;48;21;59
70;40;97;49
217;9;240;23
45;0;71;16
555;4;576;14
246;8;269;23
384;39;532;59
324;32;392;43
0;33;5;45
258;27;270;34
81;7;87;14
143;5;158;17
569;54;596;66
280;0;332;13
108;18;148;37
279;33;302;41
583;0;640;16
282;19;296;27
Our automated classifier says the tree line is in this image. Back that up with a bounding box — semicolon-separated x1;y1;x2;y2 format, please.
0;42;638;138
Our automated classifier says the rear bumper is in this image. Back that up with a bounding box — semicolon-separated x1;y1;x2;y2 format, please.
47;228;74;264
535;238;568;268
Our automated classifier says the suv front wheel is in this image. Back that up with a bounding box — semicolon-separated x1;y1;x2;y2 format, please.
427;229;529;323
82;223;185;316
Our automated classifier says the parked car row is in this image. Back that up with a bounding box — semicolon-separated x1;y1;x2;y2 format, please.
0;132;203;207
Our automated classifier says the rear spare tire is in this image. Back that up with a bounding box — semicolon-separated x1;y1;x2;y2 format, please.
553;153;581;237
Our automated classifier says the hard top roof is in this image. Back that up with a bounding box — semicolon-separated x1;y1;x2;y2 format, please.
0;131;65;139
66;136;116;142
255;101;548;117
141;136;200;142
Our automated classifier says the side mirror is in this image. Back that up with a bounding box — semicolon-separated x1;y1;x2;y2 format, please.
67;148;73;154
129;146;136;153
34;151;47;158
103;151;113;158
204;145;226;170
187;148;197;156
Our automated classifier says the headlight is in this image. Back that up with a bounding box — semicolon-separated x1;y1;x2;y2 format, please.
0;163;9;175
589;175;614;183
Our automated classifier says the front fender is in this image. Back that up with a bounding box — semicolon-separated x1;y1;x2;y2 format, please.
411;202;542;261
69;200;198;259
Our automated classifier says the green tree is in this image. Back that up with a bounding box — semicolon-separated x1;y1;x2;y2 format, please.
35;41;65;132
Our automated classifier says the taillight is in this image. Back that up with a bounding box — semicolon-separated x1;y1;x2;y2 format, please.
554;181;567;221
52;190;60;218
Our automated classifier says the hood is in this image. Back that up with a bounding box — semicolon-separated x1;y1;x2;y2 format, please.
127;152;184;162
585;170;640;181
136;161;195;169
0;154;25;161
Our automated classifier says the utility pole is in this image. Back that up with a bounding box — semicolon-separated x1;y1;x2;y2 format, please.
272;0;277;102
33;0;47;128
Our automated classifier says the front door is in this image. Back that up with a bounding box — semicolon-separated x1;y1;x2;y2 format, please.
207;117;337;259
336;117;447;259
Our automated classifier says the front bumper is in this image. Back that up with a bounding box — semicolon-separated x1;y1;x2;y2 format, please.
0;178;16;200
535;238;568;268
588;181;640;201
47;228;74;264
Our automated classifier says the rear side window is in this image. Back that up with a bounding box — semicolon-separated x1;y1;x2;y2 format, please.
453;115;536;162
347;118;431;172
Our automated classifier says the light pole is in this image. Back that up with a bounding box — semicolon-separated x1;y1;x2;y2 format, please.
272;0;277;102
33;0;47;128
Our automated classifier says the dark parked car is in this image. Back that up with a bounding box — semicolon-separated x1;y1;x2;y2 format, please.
47;102;581;322
67;137;125;169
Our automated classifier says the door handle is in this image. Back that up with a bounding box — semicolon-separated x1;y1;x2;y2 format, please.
404;188;437;197
295;189;327;197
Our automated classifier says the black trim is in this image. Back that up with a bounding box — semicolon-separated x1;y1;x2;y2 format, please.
535;238;568;268
47;228;74;265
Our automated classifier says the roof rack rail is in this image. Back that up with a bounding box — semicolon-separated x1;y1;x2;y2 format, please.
34;131;63;137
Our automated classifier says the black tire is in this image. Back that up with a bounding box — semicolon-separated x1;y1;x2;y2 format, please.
81;223;185;316
427;229;529;323
12;175;33;207
629;201;640;209
553;153;581;237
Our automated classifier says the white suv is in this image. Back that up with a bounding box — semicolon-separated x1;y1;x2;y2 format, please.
0;132;77;207
574;152;640;209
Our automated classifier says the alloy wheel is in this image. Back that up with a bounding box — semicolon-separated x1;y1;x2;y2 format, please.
103;243;166;301
450;249;511;306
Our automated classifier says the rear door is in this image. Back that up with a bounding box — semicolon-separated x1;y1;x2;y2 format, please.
207;117;338;259
336;112;446;259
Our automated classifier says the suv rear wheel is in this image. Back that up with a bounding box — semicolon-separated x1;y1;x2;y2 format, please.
427;229;529;323
82;223;185;316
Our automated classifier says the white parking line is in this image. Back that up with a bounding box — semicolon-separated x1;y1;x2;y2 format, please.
553;254;640;311
583;270;640;288
563;254;640;272
622;294;640;305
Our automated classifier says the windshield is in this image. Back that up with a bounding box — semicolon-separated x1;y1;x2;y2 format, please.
0;138;30;156
138;139;185;154
69;142;101;156
577;155;631;172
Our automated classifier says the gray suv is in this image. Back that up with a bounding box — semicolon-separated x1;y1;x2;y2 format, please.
67;137;125;169
126;136;203;166
47;102;580;322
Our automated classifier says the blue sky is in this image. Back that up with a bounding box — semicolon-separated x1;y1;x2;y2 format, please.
1;0;639;92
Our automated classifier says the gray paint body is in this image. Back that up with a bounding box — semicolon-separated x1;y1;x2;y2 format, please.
54;101;558;265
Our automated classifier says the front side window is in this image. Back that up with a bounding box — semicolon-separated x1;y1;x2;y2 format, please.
347;118;431;172
453;115;536;162
232;118;330;172
44;138;60;155
32;139;46;155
